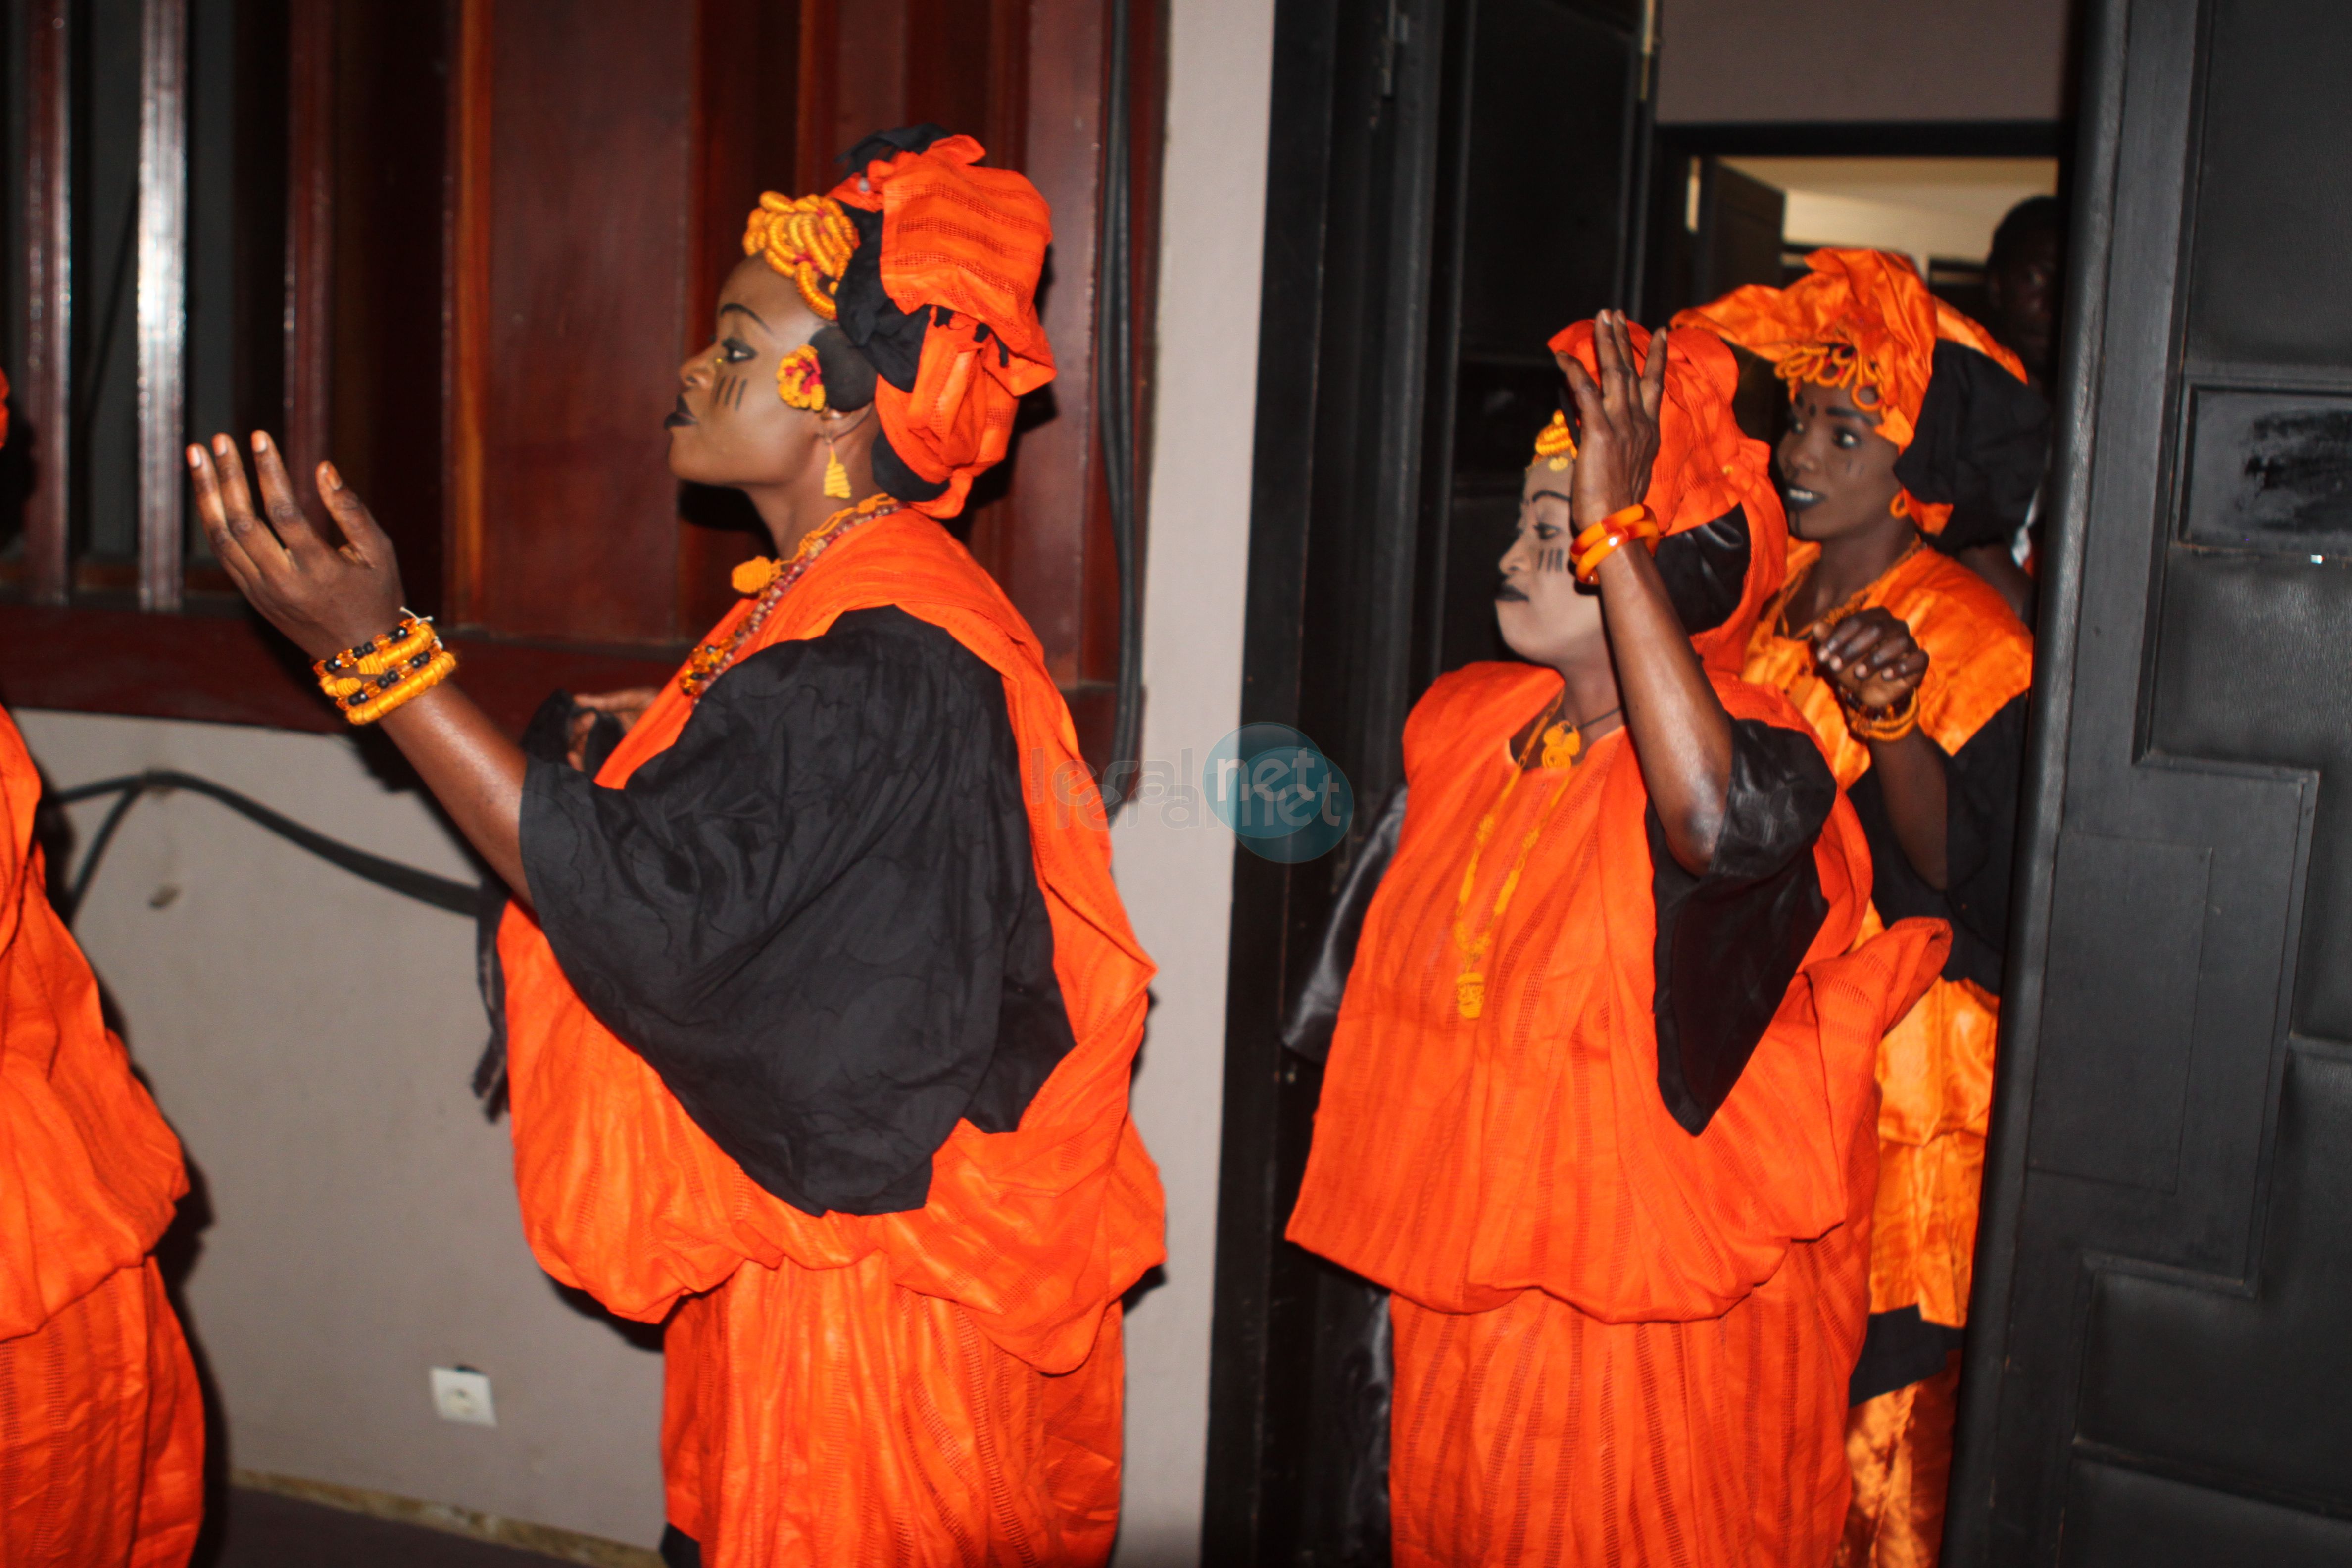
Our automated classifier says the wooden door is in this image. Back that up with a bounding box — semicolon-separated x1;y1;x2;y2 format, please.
1953;1;2352;1561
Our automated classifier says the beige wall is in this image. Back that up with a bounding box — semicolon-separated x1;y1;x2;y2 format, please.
1657;0;2073;124
1105;0;1277;1560
15;709;667;1548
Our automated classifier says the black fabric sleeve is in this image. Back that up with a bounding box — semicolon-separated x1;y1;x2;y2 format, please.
518;606;1076;1218
1849;690;2028;993
471;689;622;1117
1653;504;1752;638
1281;782;1409;1064
1648;719;1836;1135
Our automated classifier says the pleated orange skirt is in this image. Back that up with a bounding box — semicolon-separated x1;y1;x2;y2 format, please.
0;1259;203;1568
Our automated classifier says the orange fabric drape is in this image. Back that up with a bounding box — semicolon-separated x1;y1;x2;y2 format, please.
1837;1352;1962;1568
1288;662;1949;1568
0;706;202;1567
498;512;1162;1567
830;136;1057;521
1742;541;2031;1330
1548;319;1789;673
1672;249;2029;536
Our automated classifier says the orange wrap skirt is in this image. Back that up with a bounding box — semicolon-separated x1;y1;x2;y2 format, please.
0;1260;202;1568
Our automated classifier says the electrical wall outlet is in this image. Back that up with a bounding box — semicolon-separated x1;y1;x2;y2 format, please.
429;1366;497;1427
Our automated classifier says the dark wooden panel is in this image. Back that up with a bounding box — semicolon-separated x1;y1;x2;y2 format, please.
0;601;684;735
2058;1460;2352;1568
326;0;449;616
2028;833;2210;1190
2184;0;2352;369
676;0;800;639
459;0;694;644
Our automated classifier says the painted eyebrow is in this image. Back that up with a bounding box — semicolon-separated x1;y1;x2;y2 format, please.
719;302;770;330
1527;489;1574;505
1821;406;1878;426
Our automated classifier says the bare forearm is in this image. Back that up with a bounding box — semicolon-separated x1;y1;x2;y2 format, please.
378;683;532;903
1599;544;1732;872
1866;729;1949;888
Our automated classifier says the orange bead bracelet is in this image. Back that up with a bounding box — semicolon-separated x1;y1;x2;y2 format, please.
1571;503;1660;583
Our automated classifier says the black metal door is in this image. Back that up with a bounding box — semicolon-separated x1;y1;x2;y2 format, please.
1954;1;2352;1562
1206;0;1652;1561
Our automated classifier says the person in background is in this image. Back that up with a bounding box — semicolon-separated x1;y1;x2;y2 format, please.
184;127;1161;1567
1286;313;1949;1568
0;375;205;1568
1678;248;2046;1568
1983;196;2065;393
1956;195;2068;619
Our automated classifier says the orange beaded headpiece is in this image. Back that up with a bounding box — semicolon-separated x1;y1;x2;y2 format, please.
742;193;859;322
1547;318;1788;673
1671;248;2030;536
1532;408;1577;469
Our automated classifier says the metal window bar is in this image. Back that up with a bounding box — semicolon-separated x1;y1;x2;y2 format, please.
23;0;73;604
136;0;188;612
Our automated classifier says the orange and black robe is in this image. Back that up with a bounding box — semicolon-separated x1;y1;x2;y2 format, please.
1288;662;1948;1568
1743;541;2030;1565
495;511;1162;1568
0;706;203;1568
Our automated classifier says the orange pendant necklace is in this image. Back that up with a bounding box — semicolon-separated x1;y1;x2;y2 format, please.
1449;692;1616;1021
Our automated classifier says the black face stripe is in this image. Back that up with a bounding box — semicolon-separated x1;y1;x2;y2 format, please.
1538;546;1568;573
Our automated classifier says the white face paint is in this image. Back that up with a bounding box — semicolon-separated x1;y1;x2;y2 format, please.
1495;459;1604;670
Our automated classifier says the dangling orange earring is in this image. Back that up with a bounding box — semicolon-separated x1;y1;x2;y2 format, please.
823;437;852;499
1891;490;1911;519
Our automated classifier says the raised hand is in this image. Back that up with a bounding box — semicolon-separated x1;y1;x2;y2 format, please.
187;432;407;659
1556;310;1668;530
1814;607;1930;712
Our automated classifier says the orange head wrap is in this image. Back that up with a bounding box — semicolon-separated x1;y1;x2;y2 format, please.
741;128;1054;520
1545;319;1788;672
1670;248;2036;539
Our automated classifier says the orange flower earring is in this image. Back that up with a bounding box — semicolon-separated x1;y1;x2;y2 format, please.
777;344;826;410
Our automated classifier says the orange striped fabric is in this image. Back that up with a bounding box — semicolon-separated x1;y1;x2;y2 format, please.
1288;662;1949;1567
830;136;1056;521
0;1260;203;1568
1742;541;2032;1328
498;512;1161;1566
0;706;202;1566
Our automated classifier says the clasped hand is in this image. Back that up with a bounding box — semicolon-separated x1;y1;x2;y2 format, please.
1814;607;1929;710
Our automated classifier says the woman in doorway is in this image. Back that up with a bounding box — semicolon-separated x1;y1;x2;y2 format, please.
1677;248;2046;1568
186;127;1161;1567
1286;313;1948;1568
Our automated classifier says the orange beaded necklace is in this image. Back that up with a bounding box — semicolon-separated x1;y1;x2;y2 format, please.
1449;690;1616;1021
680;492;895;699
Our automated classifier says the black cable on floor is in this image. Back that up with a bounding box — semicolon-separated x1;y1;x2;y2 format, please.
54;770;480;925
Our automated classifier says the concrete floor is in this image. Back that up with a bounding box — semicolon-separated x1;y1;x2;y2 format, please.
205;1488;577;1568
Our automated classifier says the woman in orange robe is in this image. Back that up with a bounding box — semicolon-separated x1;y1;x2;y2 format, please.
186;127;1160;1567
1676;249;2048;1568
1287;313;1949;1568
0;702;205;1568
